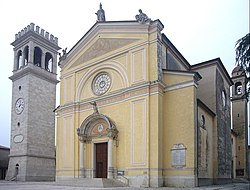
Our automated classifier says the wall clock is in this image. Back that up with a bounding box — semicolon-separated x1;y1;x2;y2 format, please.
15;98;25;114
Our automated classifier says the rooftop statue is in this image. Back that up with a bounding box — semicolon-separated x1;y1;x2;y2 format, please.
135;9;151;24
96;3;106;22
58;47;67;66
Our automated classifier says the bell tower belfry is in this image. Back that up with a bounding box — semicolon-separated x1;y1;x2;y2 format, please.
231;65;249;179
6;23;61;181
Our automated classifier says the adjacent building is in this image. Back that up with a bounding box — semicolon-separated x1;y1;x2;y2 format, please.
0;145;10;180
231;65;249;179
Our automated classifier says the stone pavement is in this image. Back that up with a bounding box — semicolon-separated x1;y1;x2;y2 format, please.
0;181;249;190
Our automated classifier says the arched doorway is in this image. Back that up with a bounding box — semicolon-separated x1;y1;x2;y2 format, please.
77;103;118;179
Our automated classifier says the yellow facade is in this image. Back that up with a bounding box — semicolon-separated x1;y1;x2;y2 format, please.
56;18;232;187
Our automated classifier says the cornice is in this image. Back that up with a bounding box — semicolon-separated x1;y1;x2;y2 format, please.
9;63;59;84
57;80;164;114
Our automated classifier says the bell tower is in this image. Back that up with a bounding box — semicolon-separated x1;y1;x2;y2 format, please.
6;23;61;181
231;65;249;179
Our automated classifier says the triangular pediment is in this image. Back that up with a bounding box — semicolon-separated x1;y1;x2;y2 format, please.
69;38;139;69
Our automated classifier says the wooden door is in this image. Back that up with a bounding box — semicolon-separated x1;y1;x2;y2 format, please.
95;142;108;178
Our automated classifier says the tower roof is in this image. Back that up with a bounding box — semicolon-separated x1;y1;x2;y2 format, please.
232;65;244;74
11;23;61;51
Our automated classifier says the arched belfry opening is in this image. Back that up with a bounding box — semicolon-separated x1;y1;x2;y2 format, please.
77;102;118;179
235;81;243;95
24;46;29;65
34;47;42;67
45;52;53;72
17;50;22;69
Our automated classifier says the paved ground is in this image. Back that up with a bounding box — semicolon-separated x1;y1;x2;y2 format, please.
0;181;249;190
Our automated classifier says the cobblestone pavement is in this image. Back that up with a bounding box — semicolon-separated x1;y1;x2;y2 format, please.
0;181;249;190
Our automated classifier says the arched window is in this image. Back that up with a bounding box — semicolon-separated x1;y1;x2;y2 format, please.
24;46;29;65
201;115;205;127
45;52;53;72
222;90;226;107
235;82;242;95
17;50;23;69
33;47;42;67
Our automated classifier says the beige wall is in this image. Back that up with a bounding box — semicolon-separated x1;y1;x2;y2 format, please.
56;21;200;187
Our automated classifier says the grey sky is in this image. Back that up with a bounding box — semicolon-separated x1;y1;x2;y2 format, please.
0;0;249;147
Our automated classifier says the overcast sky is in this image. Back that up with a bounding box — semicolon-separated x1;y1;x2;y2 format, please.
0;0;249;147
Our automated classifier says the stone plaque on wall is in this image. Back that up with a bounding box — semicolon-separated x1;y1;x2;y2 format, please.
171;144;186;167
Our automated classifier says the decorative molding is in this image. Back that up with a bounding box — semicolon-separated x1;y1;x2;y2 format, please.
77;112;118;143
69;38;138;69
61;40;149;77
164;80;198;92
57;81;164;116
131;48;146;84
63;115;74;168
64;75;73;103
75;62;129;102
131;98;146;166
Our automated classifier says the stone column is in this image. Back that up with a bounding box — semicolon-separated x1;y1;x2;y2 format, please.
21;48;25;67
13;51;18;71
108;139;113;179
80;142;84;178
52;53;57;74
28;41;34;64
41;51;45;69
92;144;95;178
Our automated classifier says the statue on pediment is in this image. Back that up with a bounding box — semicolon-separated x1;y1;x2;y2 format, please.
135;9;151;24
96;3;106;22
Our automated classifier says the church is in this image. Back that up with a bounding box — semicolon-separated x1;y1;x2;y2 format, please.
6;4;248;188
55;5;236;187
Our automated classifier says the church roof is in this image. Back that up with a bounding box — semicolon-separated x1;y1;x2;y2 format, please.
0;145;10;150
162;34;191;70
191;58;233;86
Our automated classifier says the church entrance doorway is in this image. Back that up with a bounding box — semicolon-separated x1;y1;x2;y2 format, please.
95;142;108;178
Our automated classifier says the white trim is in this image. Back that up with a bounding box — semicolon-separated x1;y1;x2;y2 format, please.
165;80;198;92
163;70;196;77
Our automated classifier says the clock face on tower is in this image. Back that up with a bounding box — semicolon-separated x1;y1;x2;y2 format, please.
15;98;25;114
92;72;111;95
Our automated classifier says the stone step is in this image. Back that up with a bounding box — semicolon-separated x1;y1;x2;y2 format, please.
232;178;249;183
56;178;127;187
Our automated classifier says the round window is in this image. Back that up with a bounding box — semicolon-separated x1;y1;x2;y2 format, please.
92;72;111;96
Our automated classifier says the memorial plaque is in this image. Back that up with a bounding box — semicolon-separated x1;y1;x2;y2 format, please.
171;144;186;167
